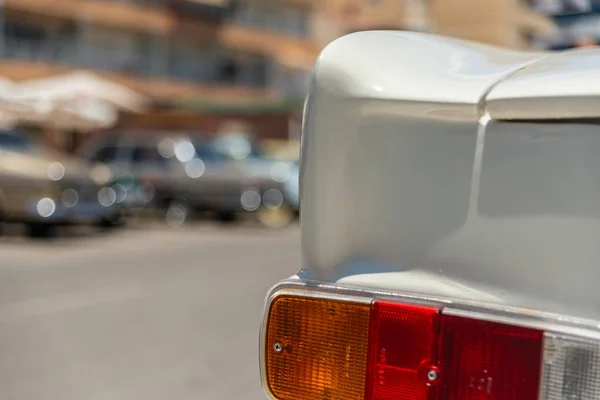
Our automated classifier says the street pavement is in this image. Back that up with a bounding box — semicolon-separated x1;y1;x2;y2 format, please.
0;222;301;400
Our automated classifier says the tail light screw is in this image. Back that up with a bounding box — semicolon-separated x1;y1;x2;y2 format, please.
274;342;283;352
427;369;438;382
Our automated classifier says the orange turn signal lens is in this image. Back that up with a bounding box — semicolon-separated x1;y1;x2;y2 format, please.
265;295;372;400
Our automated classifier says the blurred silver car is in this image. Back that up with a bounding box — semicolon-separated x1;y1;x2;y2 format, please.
0;129;122;237
83;132;296;228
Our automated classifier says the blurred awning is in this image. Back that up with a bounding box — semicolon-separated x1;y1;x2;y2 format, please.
0;77;38;127
15;71;149;113
0;71;149;131
14;96;120;132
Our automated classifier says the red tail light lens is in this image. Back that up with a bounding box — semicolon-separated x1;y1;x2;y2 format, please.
438;315;543;400
366;301;440;400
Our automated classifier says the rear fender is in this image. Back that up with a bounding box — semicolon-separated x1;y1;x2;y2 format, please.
299;31;600;320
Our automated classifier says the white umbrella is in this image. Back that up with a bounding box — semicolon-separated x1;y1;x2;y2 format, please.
0;77;37;127
0;77;31;112
14;71;148;112
7;71;148;132
34;95;119;131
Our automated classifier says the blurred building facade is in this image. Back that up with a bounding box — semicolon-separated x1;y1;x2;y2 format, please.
528;0;600;49
0;0;554;100
0;0;313;102
312;0;554;50
0;0;555;151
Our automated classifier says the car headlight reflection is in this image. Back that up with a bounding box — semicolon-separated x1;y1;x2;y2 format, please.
47;162;65;181
61;188;79;208
263;188;284;209
37;198;56;218
241;188;261;211
113;184;128;204
270;162;292;183
185;158;206;178
98;187;117;207
90;164;112;186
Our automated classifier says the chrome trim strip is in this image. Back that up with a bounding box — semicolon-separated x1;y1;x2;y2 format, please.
277;278;600;331
268;288;373;305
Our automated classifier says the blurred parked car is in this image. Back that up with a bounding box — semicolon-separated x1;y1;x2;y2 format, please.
83;133;296;228
204;133;300;214
0;128;123;237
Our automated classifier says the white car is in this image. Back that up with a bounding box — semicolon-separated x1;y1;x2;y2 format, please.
259;31;600;400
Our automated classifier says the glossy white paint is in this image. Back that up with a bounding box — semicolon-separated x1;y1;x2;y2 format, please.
313;31;542;107
300;31;600;320
487;48;600;120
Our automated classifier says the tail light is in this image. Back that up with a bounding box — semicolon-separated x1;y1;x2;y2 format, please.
366;301;440;400
266;296;371;400
261;283;600;400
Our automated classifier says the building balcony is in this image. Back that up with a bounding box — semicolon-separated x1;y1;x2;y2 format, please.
0;13;287;102
2;0;319;67
219;24;318;69
5;0;171;34
0;30;282;88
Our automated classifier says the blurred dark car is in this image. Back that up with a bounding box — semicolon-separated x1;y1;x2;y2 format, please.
0;128;123;237
83;133;296;228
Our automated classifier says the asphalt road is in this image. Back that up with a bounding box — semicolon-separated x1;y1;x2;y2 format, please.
0;223;301;400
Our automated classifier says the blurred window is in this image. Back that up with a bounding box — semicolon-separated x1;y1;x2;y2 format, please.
91;145;119;163
81;28;141;74
212;134;263;160
228;2;309;38
0;132;32;151
279;68;310;98
131;146;168;166
239;55;268;86
194;141;227;163
53;29;80;65
136;34;161;76
217;58;238;83
217;54;268;87
169;40;219;82
4;21;49;61
288;11;309;36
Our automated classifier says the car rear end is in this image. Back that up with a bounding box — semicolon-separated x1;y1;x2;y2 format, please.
259;31;600;400
262;281;600;400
